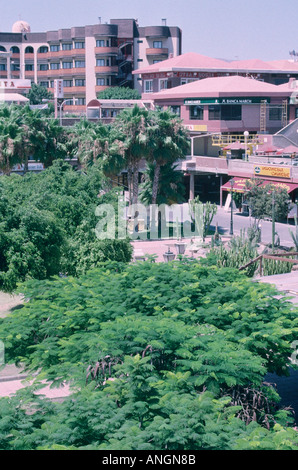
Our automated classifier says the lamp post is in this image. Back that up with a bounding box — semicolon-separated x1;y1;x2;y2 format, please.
58;99;78;125
272;189;275;253
244;130;249;161
229;178;234;236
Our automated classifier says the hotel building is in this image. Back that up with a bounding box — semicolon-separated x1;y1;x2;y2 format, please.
0;19;182;112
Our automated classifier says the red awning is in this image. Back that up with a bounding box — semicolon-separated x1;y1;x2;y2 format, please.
222;177;298;194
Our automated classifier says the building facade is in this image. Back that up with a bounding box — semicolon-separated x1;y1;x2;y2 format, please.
134;52;298;95
0;19;181;112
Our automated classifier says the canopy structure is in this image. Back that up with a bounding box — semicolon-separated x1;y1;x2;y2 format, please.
222;177;298;194
276;145;298;155
0;93;29;103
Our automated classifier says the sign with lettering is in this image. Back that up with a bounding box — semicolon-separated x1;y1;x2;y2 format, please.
253;165;291;178
54;79;64;99
184;97;271;105
0;79;31;90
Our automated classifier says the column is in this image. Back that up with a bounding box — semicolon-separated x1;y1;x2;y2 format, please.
189;173;195;200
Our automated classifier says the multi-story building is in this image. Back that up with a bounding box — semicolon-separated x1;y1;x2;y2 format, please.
0;19;182;112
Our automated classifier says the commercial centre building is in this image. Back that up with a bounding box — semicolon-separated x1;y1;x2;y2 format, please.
139;72;298;206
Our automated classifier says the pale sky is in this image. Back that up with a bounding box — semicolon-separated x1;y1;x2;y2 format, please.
1;0;297;61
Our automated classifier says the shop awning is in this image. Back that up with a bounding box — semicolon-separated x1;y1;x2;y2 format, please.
222;177;298;194
0;93;29;103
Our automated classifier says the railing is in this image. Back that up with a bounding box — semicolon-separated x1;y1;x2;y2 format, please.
239;252;298;276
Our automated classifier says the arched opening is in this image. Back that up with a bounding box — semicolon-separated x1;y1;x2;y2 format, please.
0;46;7;52
25;46;34;54
38;45;48;54
10;46;20;54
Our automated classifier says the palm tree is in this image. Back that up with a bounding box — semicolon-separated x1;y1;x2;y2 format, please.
112;105;151;204
0;105;23;174
147;108;190;205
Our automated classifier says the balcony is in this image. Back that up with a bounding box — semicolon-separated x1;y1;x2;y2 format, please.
146;47;168;57
24;53;34;60
37;67;86;77
95;85;109;94
94;46;118;55
95;65;118;74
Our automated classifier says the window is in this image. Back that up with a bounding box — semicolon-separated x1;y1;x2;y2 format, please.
269;106;282;121
97;78;105;86
153;60;162;64
209;105;221;120
10;47;19;54
96;40;105;47
221;105;242;121
75;79;85;86
62;43;72;50
190;106;204;120
11;63;20;71
0;46;6;52
39;63;48;71
50;80;54;88
50;45;60;52
39;46;48;53
76;98;86;105
62;62;72;69
74;42;85;49
63;80;73;87
40;81;49;88
0;64;6;71
144;80;153;93
296;108;298;119
75;60;85;68
159;79;168;91
50;63;60;70
153;41;162;48
170;106;181;116
25;46;34;54
25;64;34;71
96;59;105;66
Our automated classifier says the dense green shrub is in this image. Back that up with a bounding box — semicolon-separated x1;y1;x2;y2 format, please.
0;260;298;449
0;161;132;290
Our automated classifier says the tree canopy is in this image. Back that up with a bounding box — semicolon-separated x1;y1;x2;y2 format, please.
97;86;141;100
0;260;298;449
0;160;132;291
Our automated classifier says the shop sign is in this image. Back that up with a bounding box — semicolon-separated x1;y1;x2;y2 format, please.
0;79;31;90
54;79;64;99
253;165;290;178
184;97;270;105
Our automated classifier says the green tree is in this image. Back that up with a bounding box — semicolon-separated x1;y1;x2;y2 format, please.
1;261;298;449
245;179;290;222
27;83;54;105
147;108;190;205
97;86;141;100
112;105;151;204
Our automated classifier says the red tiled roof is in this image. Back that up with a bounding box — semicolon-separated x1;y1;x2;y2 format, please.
150;75;288;100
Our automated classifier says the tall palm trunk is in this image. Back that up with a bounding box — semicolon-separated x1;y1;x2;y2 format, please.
132;165;139;205
152;163;161;205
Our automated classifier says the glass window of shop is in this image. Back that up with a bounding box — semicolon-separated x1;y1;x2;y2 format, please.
269;106;282;121
190;105;204;120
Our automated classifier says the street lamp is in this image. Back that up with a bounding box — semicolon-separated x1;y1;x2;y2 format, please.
58;99;78;125
272;189;275;253
244;130;249;161
163;245;176;262
229;178;235;236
